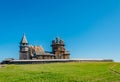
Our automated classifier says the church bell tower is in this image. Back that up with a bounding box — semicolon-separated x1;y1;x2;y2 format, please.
19;34;29;60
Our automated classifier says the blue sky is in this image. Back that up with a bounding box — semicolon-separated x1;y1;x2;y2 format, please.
0;0;120;62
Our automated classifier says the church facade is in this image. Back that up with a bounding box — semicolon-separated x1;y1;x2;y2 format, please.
19;34;70;60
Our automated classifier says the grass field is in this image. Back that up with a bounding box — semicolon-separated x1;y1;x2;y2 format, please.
0;62;120;82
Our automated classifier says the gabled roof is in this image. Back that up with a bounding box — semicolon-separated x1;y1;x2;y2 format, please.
20;34;28;44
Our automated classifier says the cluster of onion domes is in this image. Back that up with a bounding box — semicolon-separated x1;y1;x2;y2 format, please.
52;37;64;44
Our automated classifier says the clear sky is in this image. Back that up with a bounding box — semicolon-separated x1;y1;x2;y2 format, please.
0;0;120;62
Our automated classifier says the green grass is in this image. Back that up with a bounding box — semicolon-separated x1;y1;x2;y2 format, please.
0;62;120;82
112;63;120;72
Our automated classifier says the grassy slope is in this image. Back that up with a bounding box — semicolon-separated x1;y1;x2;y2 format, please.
0;62;120;82
112;63;120;72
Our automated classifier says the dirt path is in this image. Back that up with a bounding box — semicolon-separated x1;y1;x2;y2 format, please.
0;65;2;68
0;64;5;68
0;64;2;68
109;63;120;76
